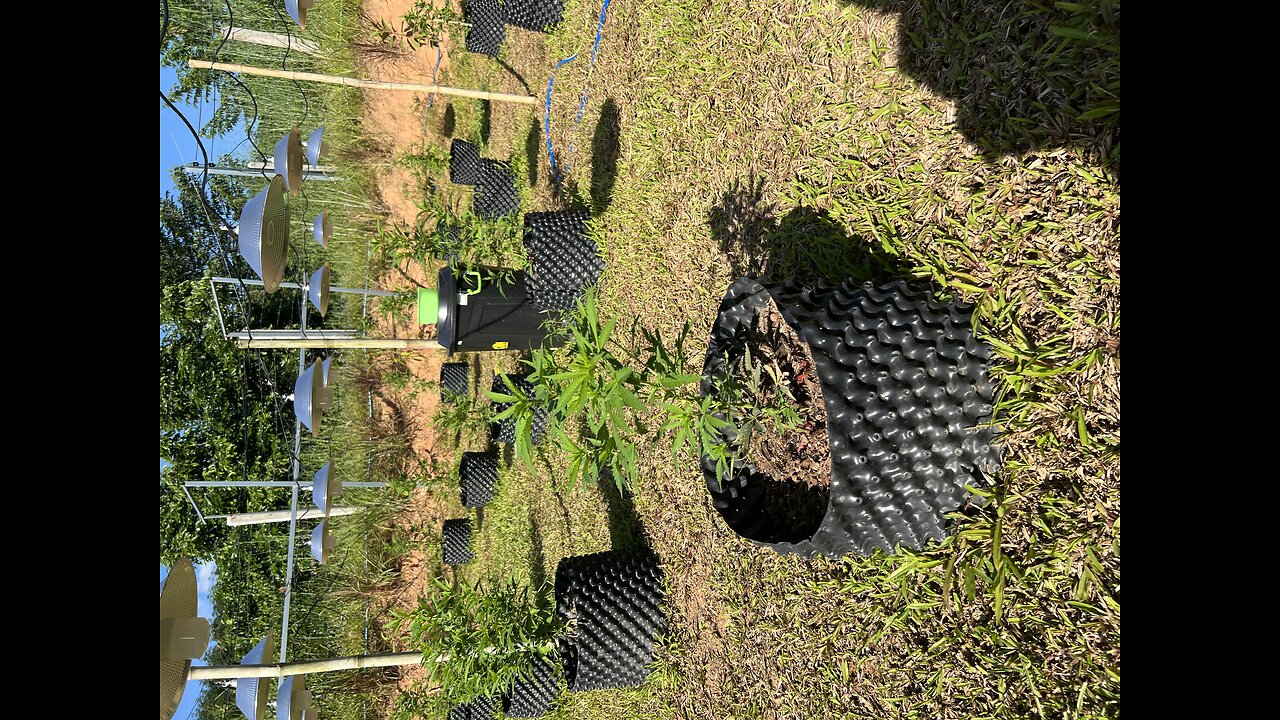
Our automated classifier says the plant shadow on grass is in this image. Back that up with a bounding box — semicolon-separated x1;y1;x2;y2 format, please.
442;104;456;138
709;175;913;284
590;98;622;214
479;99;492;145
844;0;1120;172
597;473;648;550
526;507;553;611
546;99;623;215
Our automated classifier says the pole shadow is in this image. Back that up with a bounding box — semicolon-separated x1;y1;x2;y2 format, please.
442;104;457;138
525;116;541;189
591;98;622;214
526;508;554;613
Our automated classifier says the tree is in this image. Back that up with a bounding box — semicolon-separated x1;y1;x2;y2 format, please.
160;278;297;564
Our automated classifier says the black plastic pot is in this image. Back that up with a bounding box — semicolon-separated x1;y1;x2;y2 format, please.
463;0;506;57
450;139;481;186
442;518;475;566
700;277;1001;558
502;654;562;717
459;451;499;509
505;0;566;33
441;362;470;402
522;209;603;313
435;265;565;356
474;159;521;220
554;549;667;692
449;694;498;720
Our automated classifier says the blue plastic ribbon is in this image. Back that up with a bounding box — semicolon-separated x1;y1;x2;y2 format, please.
569;0;613;156
545;54;579;181
544;0;613;181
426;46;443;111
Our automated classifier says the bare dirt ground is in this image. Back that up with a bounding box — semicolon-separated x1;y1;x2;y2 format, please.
355;0;456;706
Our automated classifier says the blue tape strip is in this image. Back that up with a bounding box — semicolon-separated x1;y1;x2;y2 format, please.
426;45;443;111
545;54;578;181
544;0;613;181
569;0;613;156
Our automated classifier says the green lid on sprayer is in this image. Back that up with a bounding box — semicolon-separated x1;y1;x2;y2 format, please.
417;288;439;325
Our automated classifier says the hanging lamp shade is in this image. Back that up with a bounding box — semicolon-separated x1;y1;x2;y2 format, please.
284;0;314;31
237;175;289;292
234;633;276;720
312;461;340;514
310;517;335;564
312;210;331;249
277;675;315;720
307;264;331;317
293;358;334;436
304;126;328;167
160;559;211;720
321;356;335;386
274;129;304;195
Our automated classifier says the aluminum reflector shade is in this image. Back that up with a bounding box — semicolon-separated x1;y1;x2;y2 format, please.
293;358;334;436
305;126;328;167
274;129;304;195
160;558;209;720
284;0;314;30
278;676;314;720
237;175;289;292
235;633;276;720
312;211;331;249
311;518;334;564
312;461;340;514
308;264;331;317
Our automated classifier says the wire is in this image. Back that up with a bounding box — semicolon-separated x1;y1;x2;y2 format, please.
160;0;170;52
270;0;310;128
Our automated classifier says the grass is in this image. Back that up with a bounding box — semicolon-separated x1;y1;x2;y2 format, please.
203;0;1120;718
389;1;1119;718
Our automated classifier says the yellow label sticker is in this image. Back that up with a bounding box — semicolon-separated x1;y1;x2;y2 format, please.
491;341;509;349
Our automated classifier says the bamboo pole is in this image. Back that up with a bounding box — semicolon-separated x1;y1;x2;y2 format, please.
188;652;424;680
188;59;538;106
186;642;552;680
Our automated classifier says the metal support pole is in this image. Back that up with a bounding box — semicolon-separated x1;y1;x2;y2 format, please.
234;336;446;350
189;652;426;680
181;163;344;181
183;481;386;488
212;276;399;298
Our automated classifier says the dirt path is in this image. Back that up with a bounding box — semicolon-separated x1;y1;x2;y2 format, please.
356;0;457;706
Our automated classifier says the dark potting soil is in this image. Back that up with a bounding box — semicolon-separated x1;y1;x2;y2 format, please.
734;301;832;534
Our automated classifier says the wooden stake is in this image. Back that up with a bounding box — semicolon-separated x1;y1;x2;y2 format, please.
188;652;424;680
185;642;552;680
188;59;538;106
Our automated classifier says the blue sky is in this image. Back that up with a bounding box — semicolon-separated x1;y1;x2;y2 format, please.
160;64;247;199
